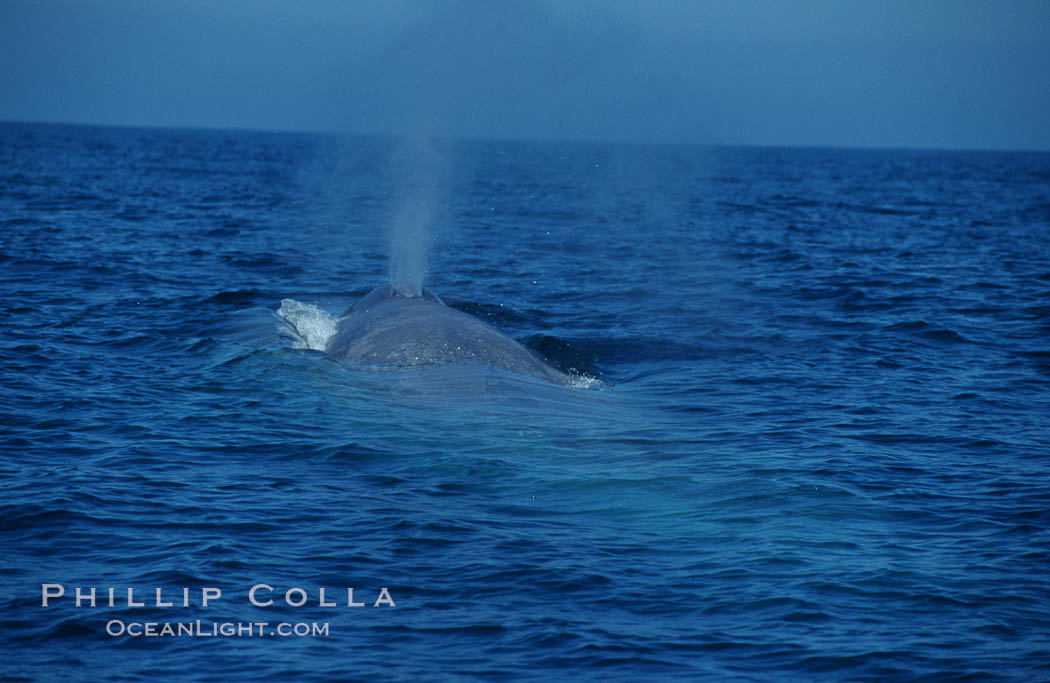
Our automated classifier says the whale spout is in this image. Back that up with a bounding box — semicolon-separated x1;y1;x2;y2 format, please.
326;284;572;385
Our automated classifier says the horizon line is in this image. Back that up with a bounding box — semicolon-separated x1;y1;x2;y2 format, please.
3;116;1047;156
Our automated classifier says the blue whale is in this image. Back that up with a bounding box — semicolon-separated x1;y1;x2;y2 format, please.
326;285;573;385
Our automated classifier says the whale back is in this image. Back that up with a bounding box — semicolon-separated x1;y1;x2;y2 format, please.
326;285;571;385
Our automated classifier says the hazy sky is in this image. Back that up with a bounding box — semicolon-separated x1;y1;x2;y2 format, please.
2;0;1048;149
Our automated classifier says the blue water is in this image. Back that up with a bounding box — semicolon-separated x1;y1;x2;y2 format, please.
2;122;1049;680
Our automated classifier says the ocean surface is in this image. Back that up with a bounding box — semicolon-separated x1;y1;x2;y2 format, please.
2;121;1049;681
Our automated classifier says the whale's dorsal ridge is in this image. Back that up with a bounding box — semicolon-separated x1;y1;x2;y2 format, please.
328;282;571;385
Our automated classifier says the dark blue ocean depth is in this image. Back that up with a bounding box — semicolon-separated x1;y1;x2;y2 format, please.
2;122;1050;681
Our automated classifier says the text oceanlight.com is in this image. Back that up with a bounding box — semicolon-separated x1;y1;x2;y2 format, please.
106;620;329;638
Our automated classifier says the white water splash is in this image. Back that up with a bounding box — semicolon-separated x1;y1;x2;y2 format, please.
568;374;604;389
276;299;338;351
